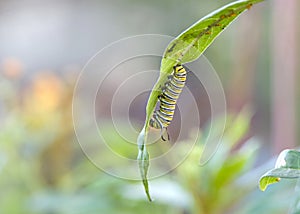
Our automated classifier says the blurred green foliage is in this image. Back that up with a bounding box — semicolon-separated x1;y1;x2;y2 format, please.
175;111;256;214
259;148;300;209
0;69;295;213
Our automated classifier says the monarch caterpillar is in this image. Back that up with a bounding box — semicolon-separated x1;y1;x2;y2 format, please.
149;64;188;141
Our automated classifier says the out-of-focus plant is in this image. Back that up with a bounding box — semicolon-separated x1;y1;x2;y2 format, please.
259;150;300;192
0;64;293;213
0;63;175;213
259;150;300;213
116;109;293;213
0;62;77;213
175;110;258;214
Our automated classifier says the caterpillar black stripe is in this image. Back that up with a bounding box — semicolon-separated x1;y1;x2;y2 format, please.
149;64;187;140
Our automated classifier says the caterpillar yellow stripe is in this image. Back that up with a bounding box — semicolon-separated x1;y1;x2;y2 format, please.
149;64;187;140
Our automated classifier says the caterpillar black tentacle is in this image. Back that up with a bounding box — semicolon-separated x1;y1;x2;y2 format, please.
149;64;187;141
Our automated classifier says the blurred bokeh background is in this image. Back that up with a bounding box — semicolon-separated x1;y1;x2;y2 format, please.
0;0;299;213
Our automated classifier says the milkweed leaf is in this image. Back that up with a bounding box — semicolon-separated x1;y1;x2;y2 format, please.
137;127;152;201
259;150;300;191
137;0;265;201
146;0;263;131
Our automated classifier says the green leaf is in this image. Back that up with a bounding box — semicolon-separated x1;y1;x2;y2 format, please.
162;0;264;65
224;107;252;147
214;140;259;189
137;127;152;201
259;150;300;191
146;0;264;131
137;0;265;200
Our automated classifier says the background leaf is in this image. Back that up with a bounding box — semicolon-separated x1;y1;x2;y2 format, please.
259;150;300;191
